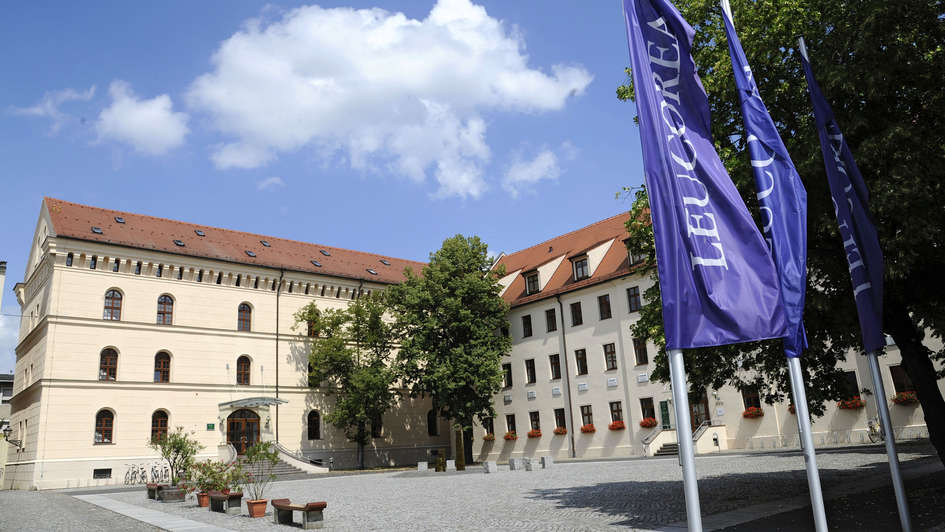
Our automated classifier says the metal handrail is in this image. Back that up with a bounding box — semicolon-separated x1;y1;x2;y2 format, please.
692;420;710;442
641;426;664;445
225;443;238;465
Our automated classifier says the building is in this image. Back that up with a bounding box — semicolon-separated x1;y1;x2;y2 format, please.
5;198;450;490
471;213;943;463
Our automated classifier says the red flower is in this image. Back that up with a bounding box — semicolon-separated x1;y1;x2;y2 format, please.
639;417;658;428
892;391;918;405
527;429;542;438
742;406;764;418
553;426;567;435
837;396;866;410
788;404;796;415
482;433;495;441
580;424;596;433
608;420;626;431
503;431;517;441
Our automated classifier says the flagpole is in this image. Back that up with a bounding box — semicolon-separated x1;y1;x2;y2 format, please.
668;348;702;531
786;356;828;532
865;350;912;532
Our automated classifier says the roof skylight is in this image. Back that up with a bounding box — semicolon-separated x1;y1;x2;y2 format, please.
173;240;185;247
260;240;270;247
310;260;322;267
114;217;125;224
379;259;391;266
320;249;331;256
91;226;103;234
366;269;378;275
195;230;206;237
246;250;256;257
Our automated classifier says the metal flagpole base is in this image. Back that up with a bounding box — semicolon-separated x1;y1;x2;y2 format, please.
866;351;913;532
786;357;828;532
668;348;703;531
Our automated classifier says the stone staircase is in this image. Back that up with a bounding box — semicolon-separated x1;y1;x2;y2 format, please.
236;455;312;482
654;442;679;456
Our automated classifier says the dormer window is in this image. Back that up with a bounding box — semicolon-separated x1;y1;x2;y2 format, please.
525;272;540;295
573;256;589;281
624;238;647;265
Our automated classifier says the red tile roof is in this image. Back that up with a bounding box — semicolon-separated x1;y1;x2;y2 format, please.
495;212;641;307
44;198;425;284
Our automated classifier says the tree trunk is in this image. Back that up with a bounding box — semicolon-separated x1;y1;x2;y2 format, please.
454;426;466;471
357;423;366;470
886;301;945;467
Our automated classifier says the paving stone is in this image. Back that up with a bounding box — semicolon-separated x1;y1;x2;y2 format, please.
416;462;428;472
541;456;554;468
483;461;498;474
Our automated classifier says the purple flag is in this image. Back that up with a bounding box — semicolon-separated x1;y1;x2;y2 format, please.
800;41;885;353
723;7;808;358
623;0;786;349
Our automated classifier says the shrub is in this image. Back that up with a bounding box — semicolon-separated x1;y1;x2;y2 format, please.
148;426;203;486
242;441;278;501
639;417;658;428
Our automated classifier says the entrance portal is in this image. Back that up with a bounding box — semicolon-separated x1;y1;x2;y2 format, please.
226;409;260;454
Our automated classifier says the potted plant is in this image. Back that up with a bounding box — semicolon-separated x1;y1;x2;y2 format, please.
503;431;517;441
742;406;764;418
242;441;279;518
553;426;568;435
580;423;596;433
639;417;658;428
527;429;541;438
608;420;626;431
148;427;203;503
482;433;495;441
892;391;918;405
186;461;219;507
837;396;866;410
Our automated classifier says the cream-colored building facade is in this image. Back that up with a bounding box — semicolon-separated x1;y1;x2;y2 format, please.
5;199;450;490
472;213;944;463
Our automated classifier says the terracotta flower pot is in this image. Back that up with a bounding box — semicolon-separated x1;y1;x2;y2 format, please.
197;492;210;507
247;499;268;518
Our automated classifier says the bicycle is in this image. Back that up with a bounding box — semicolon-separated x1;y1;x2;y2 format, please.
867;418;885;443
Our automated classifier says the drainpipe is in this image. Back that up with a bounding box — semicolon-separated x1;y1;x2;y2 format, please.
275;269;284;443
555;295;577;458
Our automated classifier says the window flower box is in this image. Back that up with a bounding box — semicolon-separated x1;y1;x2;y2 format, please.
837;396;866;410
788;404;796;415
483;433;495;441
742;406;764;418
892;391;918;406
553;426;567;435
503;431;517;441
527;429;542;438
608;420;626;431
580;424;596;433
639;417;658;428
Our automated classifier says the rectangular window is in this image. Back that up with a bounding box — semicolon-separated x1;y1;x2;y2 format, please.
742;387;762;409
549;354;561;380
90;255;97;269
522;315;533;338
890;365;915;393
525;359;536;384
554;408;567;429
640;397;656;420
575;349;588;375
506;414;516;434
66;253;74;266
573;257;589;280
197;269;203;282
112;259;120;272
529;411;540;431
603;343;617;371
627;286;642;312
525;272;539;295
598;294;612;320
633;338;648;365
483;417;494;435
135;261;142;275
545;308;557;332
580;405;593;426
570;302;583;326
502;363;513;388
92;468;112;479
609;401;623;422
156;264;163;277
841;371;860;400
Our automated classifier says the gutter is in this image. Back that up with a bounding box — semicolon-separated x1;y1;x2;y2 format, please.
555;295;578;458
275;269;284;443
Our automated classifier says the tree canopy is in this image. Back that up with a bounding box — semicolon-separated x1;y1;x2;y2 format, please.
618;0;945;464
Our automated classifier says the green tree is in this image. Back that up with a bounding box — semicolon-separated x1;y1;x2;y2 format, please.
295;294;398;470
149;426;203;486
618;0;945;465
386;235;511;471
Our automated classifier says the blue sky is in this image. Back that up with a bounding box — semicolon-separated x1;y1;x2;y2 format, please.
0;0;646;372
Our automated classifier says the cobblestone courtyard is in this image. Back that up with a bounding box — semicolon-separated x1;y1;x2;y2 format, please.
48;443;936;531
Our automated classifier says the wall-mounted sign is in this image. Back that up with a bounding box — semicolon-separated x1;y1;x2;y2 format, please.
716;408;724;417
637;373;649;383
607;377;618;388
526;390;537;400
206;423;215;431
577;382;588;392
551;386;561;397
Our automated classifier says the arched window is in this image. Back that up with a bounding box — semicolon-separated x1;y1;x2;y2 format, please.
237;303;252;332
103;290;122;320
154;352;170;383
95;409;114;444
236;356;251;385
156;295;174;325
151;410;168;441
307;410;321;440
99;348;118;381
427;409;439;437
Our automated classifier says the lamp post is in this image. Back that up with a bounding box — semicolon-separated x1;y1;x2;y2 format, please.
2;426;22;449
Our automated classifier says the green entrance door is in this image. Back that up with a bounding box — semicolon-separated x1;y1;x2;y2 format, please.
659;400;671;429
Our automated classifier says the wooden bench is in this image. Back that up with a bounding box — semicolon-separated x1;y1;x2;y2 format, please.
271;498;328;529
146;483;159;500
208;490;243;515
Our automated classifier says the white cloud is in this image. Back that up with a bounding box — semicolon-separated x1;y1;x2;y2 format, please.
186;0;591;198
502;147;562;198
96;81;189;155
256;176;286;190
12;86;95;133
